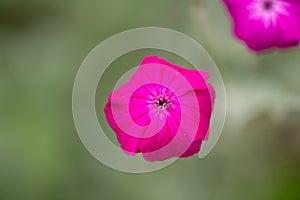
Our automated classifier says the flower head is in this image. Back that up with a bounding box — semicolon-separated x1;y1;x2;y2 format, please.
104;56;215;162
222;0;300;51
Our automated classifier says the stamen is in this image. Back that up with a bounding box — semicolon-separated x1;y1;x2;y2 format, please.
156;97;170;109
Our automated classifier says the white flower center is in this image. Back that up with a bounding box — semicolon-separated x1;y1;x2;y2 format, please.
150;94;173;118
248;0;289;27
147;88;176;119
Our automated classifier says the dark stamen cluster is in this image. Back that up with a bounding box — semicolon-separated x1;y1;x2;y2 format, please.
156;97;172;110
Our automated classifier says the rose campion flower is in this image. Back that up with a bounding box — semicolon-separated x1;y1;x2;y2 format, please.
104;56;215;162
222;0;300;51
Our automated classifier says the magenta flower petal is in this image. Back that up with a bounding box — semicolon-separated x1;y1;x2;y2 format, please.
104;56;215;162
222;0;300;51
141;56;210;89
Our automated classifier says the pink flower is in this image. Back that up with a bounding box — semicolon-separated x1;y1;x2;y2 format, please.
104;56;215;162
222;0;300;51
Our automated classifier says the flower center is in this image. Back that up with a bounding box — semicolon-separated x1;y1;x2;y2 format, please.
147;86;178;118
248;0;288;27
150;94;173;118
263;0;273;10
155;96;171;110
156;98;169;108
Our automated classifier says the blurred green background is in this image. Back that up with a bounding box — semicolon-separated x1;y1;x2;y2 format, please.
1;0;300;199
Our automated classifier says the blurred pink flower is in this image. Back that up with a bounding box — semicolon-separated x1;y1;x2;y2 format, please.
104;56;215;162
222;0;300;51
